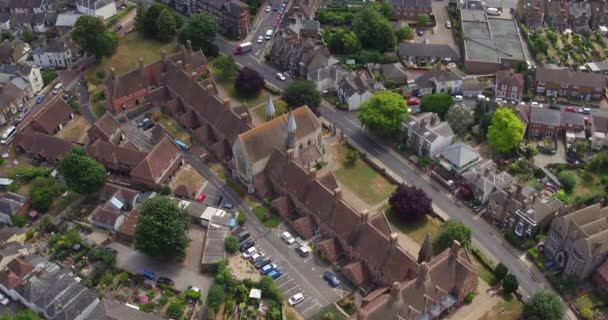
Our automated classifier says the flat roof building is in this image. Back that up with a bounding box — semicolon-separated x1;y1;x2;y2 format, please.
461;9;526;74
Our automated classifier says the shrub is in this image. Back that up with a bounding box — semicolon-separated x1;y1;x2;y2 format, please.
117;272;129;284
166;300;185;318
494;263;508;281
186;288;202;301
344;149;358;166
322;312;335;320
464;293;475;304
160;185;171;195
558;171;576;192
139;303;153;312
237;211;247;226
224;236;239;254
101;273;114;286
580;308;593;320
11;215;27;227
504;230;523;248
525;144;538;158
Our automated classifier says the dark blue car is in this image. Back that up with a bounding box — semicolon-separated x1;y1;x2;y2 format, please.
267;269;282;280
323;272;340;287
36;95;45;104
142;270;155;280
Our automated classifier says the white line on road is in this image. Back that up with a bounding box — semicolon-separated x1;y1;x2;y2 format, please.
300;302;322;315
278;279;295;288
283;285;300;294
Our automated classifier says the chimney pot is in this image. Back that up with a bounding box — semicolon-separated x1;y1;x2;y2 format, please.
309;168;317;179
191;72;198;80
334;187;342;200
356;309;367;320
390;232;399;245
286;149;294;160
206;84;214;91
223;98;230;109
361;209;369;223
177;60;184;70
240;112;248;121
390;282;401;299
138;57;144;69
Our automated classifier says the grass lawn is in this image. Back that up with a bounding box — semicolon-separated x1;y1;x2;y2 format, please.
253;98;288;120
334;144;394;205
479;294;523;320
91;101;107;118
49;192;82;216
576;292;608;315
252;205;281;228
153;112;191;143
213;167;258;208
208;64;268;107
86;32;178;86
471;254;496;285
311;304;347;320
384;207;442;245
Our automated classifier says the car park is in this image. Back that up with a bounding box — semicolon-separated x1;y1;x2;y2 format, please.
267;269;282;280
238;231;251;242
276;73;286;81
142;270;155;280
0;293;8;305
255;257;272;269
142;121;155;130
242;247;257;258
322;272;340;287
157;276;174;286
281;231;295;244
239;238;255;251
249;252;263;263
260;263;278;275
295;245;310;257
288;293;305;306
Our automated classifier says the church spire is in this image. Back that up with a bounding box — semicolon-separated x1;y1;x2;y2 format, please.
418;233;432;263
286;108;297;150
266;94;275;121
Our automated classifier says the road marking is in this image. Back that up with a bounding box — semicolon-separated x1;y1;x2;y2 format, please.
284;285;300;294
278;279;294;288
300;301;322;315
303;256;313;263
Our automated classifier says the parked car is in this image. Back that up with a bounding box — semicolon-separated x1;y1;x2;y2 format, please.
564;106;577;113
142;121;155;130
445;21;451;28
242;247;257;258
322;272;340;287
281;231;295;244
157;276;174;286
255;257;272;269
566;151;581;164
416;28;424;36
36;95;45;104
265;5;271;11
407;97;420;106
260;263;278;275
215;195;224;206
142;270;155;280
257;36;264;43
276;73;286;81
288;293;305;306
548;105;560;110
453;95;463;102
267;269;282;280
238;231;251;242
295;245;310;257
0;293;8;305
196;192;207;203
223;203;234;210
582;107;591;115
239;238;255;251
138;118;151;127
249;252;262;263
495;97;505;104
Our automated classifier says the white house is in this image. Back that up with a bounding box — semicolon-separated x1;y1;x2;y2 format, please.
412;70;463;96
76;0;117;20
337;74;374;111
0;64;43;93
402;112;455;157
32;39;73;68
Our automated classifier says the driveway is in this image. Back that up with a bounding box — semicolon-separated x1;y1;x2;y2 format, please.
410;2;457;51
107;242;214;295
533;139;567;167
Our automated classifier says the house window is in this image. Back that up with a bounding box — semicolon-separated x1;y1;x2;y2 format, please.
546;131;553;138
537;87;545;93
512;86;518;92
501;85;507;90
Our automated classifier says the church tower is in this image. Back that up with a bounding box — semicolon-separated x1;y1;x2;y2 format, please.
286;108;297;150
266;94;275;121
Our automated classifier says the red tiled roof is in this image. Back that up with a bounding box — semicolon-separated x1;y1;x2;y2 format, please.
342;261;370;286
7;256;34;277
19;97;73;134
291;216;316;239
13;132;73;163
130;136;182;184
88;139;146;171
89;113;123;144
0;270;21;289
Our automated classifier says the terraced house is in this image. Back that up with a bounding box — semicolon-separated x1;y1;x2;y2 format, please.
174;0;249;39
533;67;607;101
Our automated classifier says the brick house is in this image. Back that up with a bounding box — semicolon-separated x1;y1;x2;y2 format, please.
87;139;146;175
495;70;524;102
517;0;545;30
545;203;608;279
590;1;608;29
516;104;587;141
87;112;126;145
13;132;73;164
389;0;432;20
253;148;477;317
545;0;569;30
174;0;249;39
129;136;184;190
594;260;608;295
104;41;208;114
534;67;606;101
91;183;139;232
18;96;75;135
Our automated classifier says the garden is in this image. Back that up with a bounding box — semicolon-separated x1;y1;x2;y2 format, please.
549;152;608;205
252;203;281;229
575;292;608;320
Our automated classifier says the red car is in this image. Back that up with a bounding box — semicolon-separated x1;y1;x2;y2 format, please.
564;106;576;113
196;193;207;203
407;97;420;106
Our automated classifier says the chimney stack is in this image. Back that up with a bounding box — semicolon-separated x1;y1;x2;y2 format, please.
110;67;116;80
417;262;429;283
187;40;193;53
191;72;198;80
309;168;317;179
138;57;144;79
177;60;184;70
162;50;167;63
450;240;461;259
356;309;367;320
334;187;342;200
390;282;401;300
287;149;294;160
240;112;248;123
206;84;214;91
420;119;427;128
360;209;369;223
223;98;230;109
390;232;399;246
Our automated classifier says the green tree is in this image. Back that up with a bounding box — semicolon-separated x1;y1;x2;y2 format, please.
494;262;508;281
237;211;247;226
344;149;359;166
420;94;454;119
0;310;42;320
326;28;360;54
179;13;218;55
31;187;55;211
142;3;166;35
502;274;519;294
166;300;185;318
134;196;190;259
358;91;408;138
353;7;396;51
522;291;563;320
58;148;106;194
160;185;171;195
10;215;27;227
212;55;238;81
41;69;57;86
134;1;145;31
432;220;472;254
487;108;525;154
21;29;34;44
156;8;177;41
282;80;321;111
395;26;413;41
418;14;429;27
206;283;226;312
445;104;474;136
558;171;576;191
375;2;395;18
224;236;239;253
72;16;119;59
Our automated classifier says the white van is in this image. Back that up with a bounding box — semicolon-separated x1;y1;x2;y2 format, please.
265;29;273;40
487;8;500;16
52;82;63;95
453;95;463;102
477;94;486;101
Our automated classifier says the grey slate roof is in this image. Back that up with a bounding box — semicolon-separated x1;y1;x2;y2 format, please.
397;43;460;59
462;160;513;196
414;70;462;89
77;0;114;10
89;298;162;320
535;67;607;88
439;142;479;167
403;112;454;143
389;0;431;10
381;63;407;82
